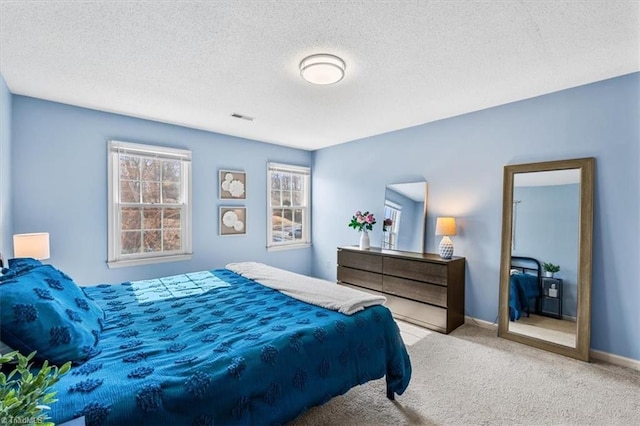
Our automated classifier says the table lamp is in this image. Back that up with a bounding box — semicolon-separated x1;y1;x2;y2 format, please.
435;217;456;259
13;232;50;260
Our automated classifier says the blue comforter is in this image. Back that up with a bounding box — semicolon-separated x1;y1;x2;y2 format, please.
509;273;540;321
49;269;411;425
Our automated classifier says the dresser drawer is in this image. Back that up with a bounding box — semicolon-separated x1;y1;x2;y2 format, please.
383;257;447;285
384;296;448;332
383;275;447;307
338;249;382;273
337;266;383;292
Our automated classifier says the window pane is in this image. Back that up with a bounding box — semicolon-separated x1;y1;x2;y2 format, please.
282;191;291;207
292;191;302;207
141;159;160;181
271;190;281;207
162;183;180;204
164;229;181;251
143;208;162;230
120;180;140;203
121;231;141;254
121;208;141;230
163;208;181;228
143;230;162;252
162;160;181;182
292;175;302;191
119;156;140;180
294;209;302;224
271;173;281;190
282;174;291;190
142;182;161;204
293;209;303;240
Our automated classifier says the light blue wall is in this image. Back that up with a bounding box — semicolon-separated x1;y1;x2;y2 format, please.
311;72;640;361
0;75;11;261
11;96;312;285
513;184;580;317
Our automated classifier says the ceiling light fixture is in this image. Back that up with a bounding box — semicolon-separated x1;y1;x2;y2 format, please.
299;54;346;85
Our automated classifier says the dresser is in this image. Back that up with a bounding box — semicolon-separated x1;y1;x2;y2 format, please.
337;246;465;334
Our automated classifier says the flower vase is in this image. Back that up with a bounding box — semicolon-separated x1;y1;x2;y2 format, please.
359;230;370;250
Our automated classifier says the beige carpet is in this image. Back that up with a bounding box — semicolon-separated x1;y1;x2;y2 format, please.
289;324;640;425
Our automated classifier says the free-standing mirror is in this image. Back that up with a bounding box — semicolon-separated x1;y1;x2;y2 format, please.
498;158;594;361
382;181;428;253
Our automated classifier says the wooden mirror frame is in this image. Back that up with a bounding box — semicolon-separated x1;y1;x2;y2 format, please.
498;157;595;361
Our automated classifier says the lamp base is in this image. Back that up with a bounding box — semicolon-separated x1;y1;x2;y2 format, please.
438;236;454;259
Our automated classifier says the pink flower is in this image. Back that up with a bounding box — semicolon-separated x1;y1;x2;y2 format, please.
348;210;376;232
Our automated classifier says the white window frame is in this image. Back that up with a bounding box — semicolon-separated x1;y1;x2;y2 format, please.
382;200;402;250
107;140;192;268
267;162;311;251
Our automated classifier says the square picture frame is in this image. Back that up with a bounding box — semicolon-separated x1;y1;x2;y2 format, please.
219;207;247;236
219;170;247;200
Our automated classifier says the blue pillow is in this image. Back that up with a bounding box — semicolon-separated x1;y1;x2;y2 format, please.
0;264;104;365
4;257;43;276
8;257;44;269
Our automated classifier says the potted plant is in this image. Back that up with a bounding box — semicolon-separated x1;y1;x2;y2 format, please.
542;262;560;278
0;351;71;426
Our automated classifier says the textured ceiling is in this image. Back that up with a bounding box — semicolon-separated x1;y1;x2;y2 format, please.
1;1;638;150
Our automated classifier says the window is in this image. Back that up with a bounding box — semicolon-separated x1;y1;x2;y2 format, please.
267;162;311;250
382;200;402;250
108;140;192;267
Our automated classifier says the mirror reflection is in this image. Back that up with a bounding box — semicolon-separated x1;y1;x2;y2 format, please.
499;157;594;362
382;182;427;253
507;169;580;347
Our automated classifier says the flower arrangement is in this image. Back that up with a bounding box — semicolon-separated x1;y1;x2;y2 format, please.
382;218;393;232
348;210;376;232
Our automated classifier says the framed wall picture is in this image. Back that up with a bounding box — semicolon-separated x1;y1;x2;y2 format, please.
219;170;246;200
219;207;247;236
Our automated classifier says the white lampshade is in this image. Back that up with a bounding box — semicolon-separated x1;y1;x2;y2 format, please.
300;54;346;85
13;232;50;260
435;217;457;236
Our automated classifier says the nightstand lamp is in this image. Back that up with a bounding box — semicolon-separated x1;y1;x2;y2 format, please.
435;217;456;259
13;232;50;260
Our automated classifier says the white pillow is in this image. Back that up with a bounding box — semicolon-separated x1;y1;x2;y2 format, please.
510;269;521;276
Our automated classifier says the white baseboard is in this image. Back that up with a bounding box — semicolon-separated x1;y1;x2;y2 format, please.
464;315;640;371
590;349;640;371
464;315;497;329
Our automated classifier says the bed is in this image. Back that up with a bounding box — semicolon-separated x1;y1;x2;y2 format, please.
0;259;411;426
508;256;541;321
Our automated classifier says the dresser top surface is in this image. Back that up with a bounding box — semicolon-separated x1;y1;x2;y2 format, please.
338;246;464;264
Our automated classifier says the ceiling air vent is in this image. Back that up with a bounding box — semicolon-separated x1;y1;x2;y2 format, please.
231;113;254;122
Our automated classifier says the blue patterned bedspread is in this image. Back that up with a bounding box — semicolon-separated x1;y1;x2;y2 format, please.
49;269;411;425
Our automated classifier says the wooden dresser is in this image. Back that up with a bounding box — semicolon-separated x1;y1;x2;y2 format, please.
337;246;465;334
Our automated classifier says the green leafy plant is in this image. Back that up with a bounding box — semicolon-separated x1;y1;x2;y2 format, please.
542;262;560;273
0;351;71;426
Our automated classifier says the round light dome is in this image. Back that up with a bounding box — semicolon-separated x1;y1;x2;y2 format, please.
299;54;346;85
